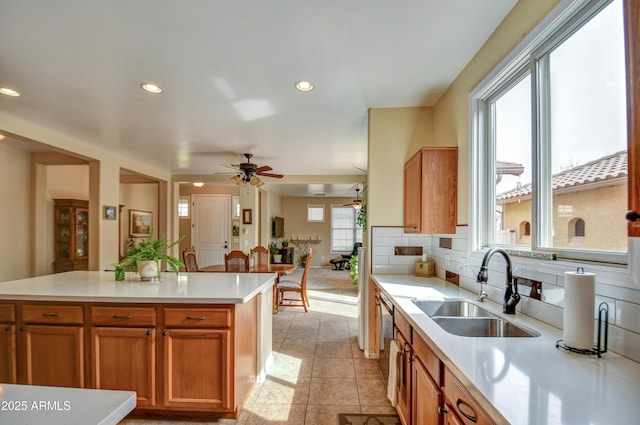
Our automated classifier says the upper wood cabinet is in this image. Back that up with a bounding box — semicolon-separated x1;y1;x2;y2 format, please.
53;199;89;273
625;1;640;236
404;147;458;234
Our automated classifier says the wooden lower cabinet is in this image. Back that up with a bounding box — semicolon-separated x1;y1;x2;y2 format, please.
412;333;441;425
0;324;17;383
20;325;84;387
442;368;492;425
396;328;412;425
91;327;156;407
163;328;231;410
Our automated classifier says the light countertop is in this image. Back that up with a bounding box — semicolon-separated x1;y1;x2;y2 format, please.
0;383;136;425
0;271;277;303
372;274;640;425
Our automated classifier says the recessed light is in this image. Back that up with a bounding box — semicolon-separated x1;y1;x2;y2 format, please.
192;182;204;187
295;80;314;92
140;83;163;94
0;87;21;97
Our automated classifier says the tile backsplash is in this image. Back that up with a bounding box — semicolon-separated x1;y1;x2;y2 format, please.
370;225;640;363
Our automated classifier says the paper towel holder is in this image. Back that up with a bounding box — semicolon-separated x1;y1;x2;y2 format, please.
556;302;609;358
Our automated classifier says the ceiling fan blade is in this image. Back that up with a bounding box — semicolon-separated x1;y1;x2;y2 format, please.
254;165;273;173
257;172;284;178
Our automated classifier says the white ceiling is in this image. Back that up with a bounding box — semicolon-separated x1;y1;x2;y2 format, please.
0;0;516;196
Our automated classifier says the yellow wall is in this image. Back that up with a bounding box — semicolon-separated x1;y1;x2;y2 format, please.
281;196;358;267
0;142;32;281
503;184;628;251
432;0;561;225
368;107;434;232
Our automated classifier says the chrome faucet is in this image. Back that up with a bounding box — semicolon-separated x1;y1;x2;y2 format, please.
476;248;520;314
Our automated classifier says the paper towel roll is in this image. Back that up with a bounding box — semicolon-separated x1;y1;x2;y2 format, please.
563;270;595;349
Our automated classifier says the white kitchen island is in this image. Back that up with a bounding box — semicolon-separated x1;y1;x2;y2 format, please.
0;271;276;420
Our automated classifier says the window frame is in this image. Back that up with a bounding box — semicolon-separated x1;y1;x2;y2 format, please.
329;204;362;253
307;204;325;222
178;196;190;218
470;0;627;265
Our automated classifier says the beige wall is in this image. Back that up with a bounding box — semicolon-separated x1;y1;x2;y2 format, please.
368;107;434;236
503;184;628;251
431;0;561;225
0;142;32;281
281;196;357;267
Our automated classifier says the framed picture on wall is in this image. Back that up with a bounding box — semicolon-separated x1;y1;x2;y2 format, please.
242;208;252;224
129;209;152;237
103;205;117;220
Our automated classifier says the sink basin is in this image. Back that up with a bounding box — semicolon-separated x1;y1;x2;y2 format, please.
413;300;494;318
431;317;539;338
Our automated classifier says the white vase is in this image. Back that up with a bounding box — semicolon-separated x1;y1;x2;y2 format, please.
273;254;282;263
138;260;158;281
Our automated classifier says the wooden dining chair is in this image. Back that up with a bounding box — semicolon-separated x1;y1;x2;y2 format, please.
251;246;270;268
276;248;312;312
183;247;199;272
224;250;250;272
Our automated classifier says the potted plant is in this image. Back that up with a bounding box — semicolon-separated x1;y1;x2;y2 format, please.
349;255;359;286
281;239;289;249
268;241;282;263
118;230;185;281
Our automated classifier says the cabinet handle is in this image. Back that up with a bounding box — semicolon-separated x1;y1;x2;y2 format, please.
627;210;640;222
112;314;132;319
187;316;206;321
42;313;60;317
163;330;168;336
146;330;153;336
4;326;10;332
19;327;26;332
437;406;449;415
456;399;478;423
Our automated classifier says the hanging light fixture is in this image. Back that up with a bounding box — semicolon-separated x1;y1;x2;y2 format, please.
352;188;362;210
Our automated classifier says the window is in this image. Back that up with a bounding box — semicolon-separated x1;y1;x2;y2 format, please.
472;0;627;263
330;206;362;252
178;196;190;218
307;204;325;222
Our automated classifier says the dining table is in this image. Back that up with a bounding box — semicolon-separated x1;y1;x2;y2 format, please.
200;263;297;313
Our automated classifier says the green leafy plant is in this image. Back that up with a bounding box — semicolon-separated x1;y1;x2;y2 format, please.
349;255;358;286
268;241;279;254
356;203;367;230
118;230;185;276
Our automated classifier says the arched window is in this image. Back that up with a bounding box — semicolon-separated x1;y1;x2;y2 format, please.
519;221;531;237
569;218;585;238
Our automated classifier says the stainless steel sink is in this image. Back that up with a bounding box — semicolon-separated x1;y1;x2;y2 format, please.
431;317;539;338
412;300;494;318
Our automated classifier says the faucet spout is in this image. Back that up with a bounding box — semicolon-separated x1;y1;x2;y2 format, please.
476;248;520;314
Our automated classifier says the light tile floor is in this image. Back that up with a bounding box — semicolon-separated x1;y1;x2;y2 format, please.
120;287;394;425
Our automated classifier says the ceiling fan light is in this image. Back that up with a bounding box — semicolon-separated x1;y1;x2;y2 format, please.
249;175;261;186
353;203;362;210
231;175;243;185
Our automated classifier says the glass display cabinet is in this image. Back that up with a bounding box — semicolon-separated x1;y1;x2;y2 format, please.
53;199;89;273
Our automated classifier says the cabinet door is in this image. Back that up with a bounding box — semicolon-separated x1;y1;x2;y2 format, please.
0;324;17;383
404;151;422;233
412;357;441;425
91;327;156;407
396;330;412;425
421;148;457;234
443;368;493;425
163;328;231;410
626;0;640;236
21;325;84;387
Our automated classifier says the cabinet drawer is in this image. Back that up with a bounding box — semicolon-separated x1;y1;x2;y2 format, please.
21;304;83;325
0;304;15;323
163;308;231;328
394;311;412;344
413;333;439;383
91;306;156;326
444;368;492;425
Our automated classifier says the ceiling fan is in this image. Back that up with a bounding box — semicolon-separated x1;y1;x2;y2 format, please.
343;187;363;210
225;153;284;186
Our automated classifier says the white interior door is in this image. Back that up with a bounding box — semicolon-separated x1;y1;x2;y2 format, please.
191;194;230;267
